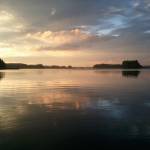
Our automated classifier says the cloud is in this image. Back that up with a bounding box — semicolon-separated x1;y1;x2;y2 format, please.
132;0;140;8
51;8;56;16
0;10;38;57
26;28;119;51
0;10;25;33
144;30;150;34
0;0;129;31
1;0;150;65
26;29;90;48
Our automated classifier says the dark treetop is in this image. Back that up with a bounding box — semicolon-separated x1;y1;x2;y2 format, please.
94;60;143;69
0;59;6;69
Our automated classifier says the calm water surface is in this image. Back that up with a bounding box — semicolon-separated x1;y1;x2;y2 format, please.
0;69;150;149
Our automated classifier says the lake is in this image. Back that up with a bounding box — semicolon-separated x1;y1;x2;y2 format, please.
0;69;150;149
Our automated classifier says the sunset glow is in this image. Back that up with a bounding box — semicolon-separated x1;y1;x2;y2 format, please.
0;0;150;66
1;1;150;148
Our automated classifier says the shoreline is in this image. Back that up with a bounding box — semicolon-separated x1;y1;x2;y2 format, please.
0;60;149;70
1;67;150;70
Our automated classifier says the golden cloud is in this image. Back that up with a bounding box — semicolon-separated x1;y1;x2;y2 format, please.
26;29;90;47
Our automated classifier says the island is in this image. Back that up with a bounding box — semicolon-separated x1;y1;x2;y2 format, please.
122;60;143;69
93;60;146;69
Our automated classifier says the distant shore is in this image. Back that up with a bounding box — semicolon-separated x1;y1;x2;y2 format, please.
4;64;150;70
0;59;150;70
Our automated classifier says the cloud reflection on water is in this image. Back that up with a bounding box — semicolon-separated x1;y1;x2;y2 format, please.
0;69;150;147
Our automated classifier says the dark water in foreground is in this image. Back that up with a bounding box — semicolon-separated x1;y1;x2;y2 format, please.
0;69;150;149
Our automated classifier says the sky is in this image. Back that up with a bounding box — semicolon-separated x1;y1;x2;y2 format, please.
0;0;150;66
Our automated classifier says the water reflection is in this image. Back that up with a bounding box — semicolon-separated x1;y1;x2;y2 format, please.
0;69;149;149
0;72;5;80
122;70;141;78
